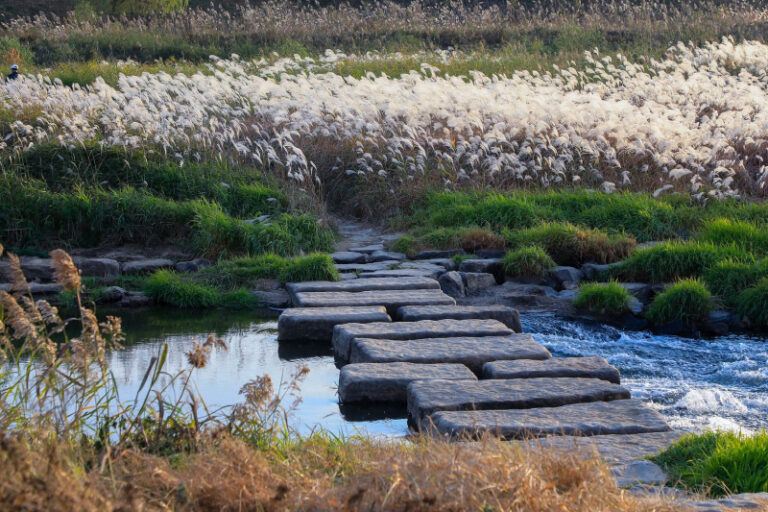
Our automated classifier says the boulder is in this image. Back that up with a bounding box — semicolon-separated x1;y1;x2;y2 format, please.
0;257;54;282
627;296;644;315
705;310;731;336
428;399;671;439
278;306;390;342
97;286;126;304
413;249;464;260
396;304;522;332
620;283;653;304
119;292;153;307
461;272;498;294
369;250;407;263
458;259;502;278
174;258;213;273
252;289;290;308
476;249;507;259
331;251;367;264
482;356;621;384
0;282;62;295
73;257;121;278
419;258;456;271
338;362;476;403
122;259;174;274
581;262;622;281
611;460;667;488
438;271;465;298
547;266;583;290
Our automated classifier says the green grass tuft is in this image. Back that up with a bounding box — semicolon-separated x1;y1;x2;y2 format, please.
573;282;631;315
645;278;713;326
145;270;221;308
735;278;768;328
501;247;555;277
698;218;768;254
703;259;768;306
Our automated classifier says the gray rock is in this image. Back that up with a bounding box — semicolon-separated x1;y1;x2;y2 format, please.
122;258;174;274
252;289;290;308
333;318;511;361
439;271;465;298
396;305;522;332
338;362;476;403
0;282;63;295
97;286;126;304
119;292;153;307
515;430;684;462
73;257;121;278
706;310;731;336
619;283;653;304
358;269;442;279
428;399;670;439
339;273;358;280
611;460;667;488
547;266;583;289
278;306;390;342
418;258;456;271
0;257;54;282
682;493;768;511
413;249;463;260
349;334;551;373
458;258;502;276
369;250;407;262
466;282;574;313
399;262;447;273
482;356;620;384
296;289;455;317
286;276;440;303
349;244;384;254
174;258;213;273
557;289;579;301
331;251;367;264
334;261;399;273
461;272;498;294
476;249;507;259
581;262;622;280
627;296;644;315
408;377;630;428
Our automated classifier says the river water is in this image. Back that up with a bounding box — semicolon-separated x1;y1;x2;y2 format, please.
107;308;768;437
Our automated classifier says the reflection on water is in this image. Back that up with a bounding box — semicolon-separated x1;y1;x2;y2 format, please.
105;308;767;438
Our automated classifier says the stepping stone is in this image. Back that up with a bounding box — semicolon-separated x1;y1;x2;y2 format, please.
332;251;367;264
286;277;440;302
349;244;384;254
333;319;511;361
335;261;400;273
458;258;501;274
358;269;442;279
408;377;630;428
515;430;684;462
350;334;551;372
297;289;456;318
397;305;522;332
277;306;391;342
399;262;448;272
413;249;464;260
122;258;174;274
369;250;406;262
414;258;456;271
338;362;477;403
482;356;621;384
427;399;671;439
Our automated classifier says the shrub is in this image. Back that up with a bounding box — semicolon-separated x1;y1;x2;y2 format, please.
698;218;768;254
145;270;220;308
703;259;768;305
645;278;713;326
653;431;768;496
458;228;507;252
501;247;555;277
199;253;338;287
279;254;339;283
617;242;752;283
735;278;768;328
504;222;635;266
427;192;537;230
420;227;461;250
391;235;417;257
573;282;631;315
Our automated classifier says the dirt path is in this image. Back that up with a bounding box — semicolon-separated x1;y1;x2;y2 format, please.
330;216;404;252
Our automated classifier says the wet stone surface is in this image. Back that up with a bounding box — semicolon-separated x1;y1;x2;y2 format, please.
482;356;621;384
296;289;456;317
397;304;522;332
278;306;391;342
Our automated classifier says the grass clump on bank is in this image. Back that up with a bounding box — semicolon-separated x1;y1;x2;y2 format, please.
653;431;768;496
501;247;555;277
573;282;631;315
703;259;768;306
735;278;768;329
646;278;713;326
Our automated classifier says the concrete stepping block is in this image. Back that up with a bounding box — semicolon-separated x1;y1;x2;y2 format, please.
338;362;477;403
332;251;367;264
277;306;391;342
335;261;400;273
413;249;464;260
369;250;407;262
483;356;621;384
349;244;384;254
515;430;684;462
397;305;522;332
350;334;550;372
358;269;442;279
427;399;670;439
408;377;630;428
286;276;440;301
297;289;456;318
334;319;511;361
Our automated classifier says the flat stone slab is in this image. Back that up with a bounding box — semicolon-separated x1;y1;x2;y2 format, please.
348;244;384;254
277;306;391;342
611;460;667;488
338;362;477;403
297;289;456;318
358;269;442;279
428;399;670;439
515;430;684;462
369;250;406;262
350;334;550;373
335;261;400;273
333;319;512;361
122;258;174;274
331;251;367;264
286;277;440;302
409;377;630;428
482;356;621;384
397;305;522;332
413;249;464;260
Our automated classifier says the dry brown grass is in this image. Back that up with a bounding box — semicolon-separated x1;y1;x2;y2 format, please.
0;433;690;512
459;227;508;253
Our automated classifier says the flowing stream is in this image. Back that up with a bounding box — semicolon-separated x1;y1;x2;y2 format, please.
106;308;768;437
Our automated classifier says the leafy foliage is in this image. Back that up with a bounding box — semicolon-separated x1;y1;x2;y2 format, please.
646;278;713;325
573;282;632;315
501;247;556;277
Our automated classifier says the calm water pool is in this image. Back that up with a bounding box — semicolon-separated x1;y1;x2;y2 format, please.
108;308;768;437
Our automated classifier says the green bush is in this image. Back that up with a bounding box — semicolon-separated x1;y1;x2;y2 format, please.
392;235;417;257
145;270;221;308
698;218;768;254
458;227;507;252
573;282;631;315
279;253;339;283
501;247;555;277
617;242;752;283
703;259;768;305
645;278;713;325
653;431;768;497
420;227;461;250
735;278;768;328
504;222;635;266
427;192;537;230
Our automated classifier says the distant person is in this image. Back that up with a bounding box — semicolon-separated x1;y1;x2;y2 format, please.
8;64;20;81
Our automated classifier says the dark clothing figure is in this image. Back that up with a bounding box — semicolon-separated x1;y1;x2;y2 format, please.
7;71;19;80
